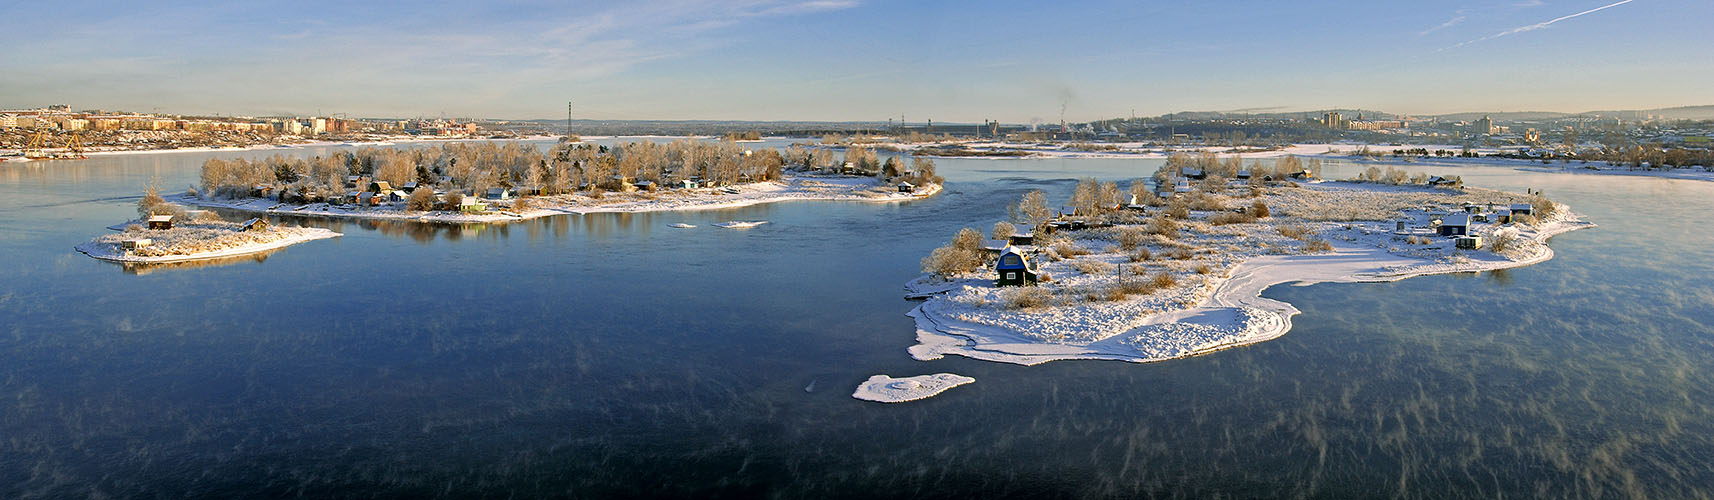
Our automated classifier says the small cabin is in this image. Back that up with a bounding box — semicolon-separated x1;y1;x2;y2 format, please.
1057;206;1082;219
1461;202;1483;214
401;182;421;193
1007;231;1034;247
1180;167;1206;180
995;247;1039;287
252;185;275;198
458;197;487;213
680;179;702;190
897;181;915;193
633;180;656;192
1455;235;1483;250
981;239;1009;255
358;192;382;206
368;181;394;193
1174;180;1192;193
1438;213;1470;236
1509;203;1533;216
241;218;269;232
121;238;152;250
1428;176;1459;188
147;214;174;230
1495;208;1513;224
486;187;513;200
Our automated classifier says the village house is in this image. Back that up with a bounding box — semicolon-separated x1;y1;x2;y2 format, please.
995;247;1040;287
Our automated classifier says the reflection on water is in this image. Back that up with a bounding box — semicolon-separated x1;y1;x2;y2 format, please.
109;250;277;275
3;148;1714;497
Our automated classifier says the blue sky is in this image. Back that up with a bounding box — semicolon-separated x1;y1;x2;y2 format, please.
2;0;1709;122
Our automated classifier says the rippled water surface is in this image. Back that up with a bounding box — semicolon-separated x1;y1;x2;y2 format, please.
3;145;1712;498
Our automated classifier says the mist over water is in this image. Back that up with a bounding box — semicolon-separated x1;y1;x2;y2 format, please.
3;146;1712;497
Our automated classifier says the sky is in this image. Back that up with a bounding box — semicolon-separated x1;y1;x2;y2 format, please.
2;0;1710;122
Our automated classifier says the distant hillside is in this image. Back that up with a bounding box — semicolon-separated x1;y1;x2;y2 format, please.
1430;111;1570;122
1580;105;1714;121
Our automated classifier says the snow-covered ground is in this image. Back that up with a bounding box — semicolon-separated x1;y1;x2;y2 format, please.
76;224;340;264
175;174;941;224
904;181;1593;366
851;373;976;403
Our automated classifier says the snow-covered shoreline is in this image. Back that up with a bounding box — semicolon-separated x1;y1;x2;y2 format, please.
75;226;341;264
176;175;942;224
904;184;1593;366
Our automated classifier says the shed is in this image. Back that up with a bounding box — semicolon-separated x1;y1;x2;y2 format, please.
486;187;513;200
1495;208;1513;224
1438;213;1470;236
358;192;379;206
1429;176;1459;187
343;191;363;204
897;181;915;193
1181;167;1206;180
1174;179;1192;192
680;179;702;189
401;182;420;193
147;215;174;230
1235;170;1252;180
1509;203;1533;216
1455;235;1483;250
995;247;1039;287
1007;231;1034;246
633;180;656;192
345;175;364;188
1058;206;1081;219
981;239;1009;255
121;238;152;250
241;218;269;232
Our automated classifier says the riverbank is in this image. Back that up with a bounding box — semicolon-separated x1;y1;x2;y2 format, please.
904;181;1593;366
76;220;341;264
175;174;941;224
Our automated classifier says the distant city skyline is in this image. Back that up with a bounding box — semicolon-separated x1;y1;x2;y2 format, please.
3;0;1709;122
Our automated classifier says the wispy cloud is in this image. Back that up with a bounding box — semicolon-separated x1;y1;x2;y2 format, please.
1439;0;1635;51
1419;12;1467;36
1514;0;1545;7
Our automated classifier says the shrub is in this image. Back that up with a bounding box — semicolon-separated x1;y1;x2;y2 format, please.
406;188;437;211
1187;194;1225;211
1304;239;1334;252
444;191;464;208
992;221;1016;241
1530;194;1558;219
1277;224;1311;241
922;228;987;277
1490;231;1517;252
1145;217;1179;238
1170;248;1194;260
1072;260;1115;275
513;196;536;212
1050;242;1090;257
1250;200;1270;218
1129;248;1152;262
1210;211;1256;225
1117;227;1147;250
1166;203;1190;219
1150;273;1177;289
1195;264;1211;274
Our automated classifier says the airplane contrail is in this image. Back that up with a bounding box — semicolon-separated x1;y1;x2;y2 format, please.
1440;0;1635;52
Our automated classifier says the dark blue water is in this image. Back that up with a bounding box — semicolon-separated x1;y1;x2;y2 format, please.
3;148;1712;498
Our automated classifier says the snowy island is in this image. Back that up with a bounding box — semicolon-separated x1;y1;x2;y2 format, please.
904;159;1593;367
76;187;339;265
177;140;943;223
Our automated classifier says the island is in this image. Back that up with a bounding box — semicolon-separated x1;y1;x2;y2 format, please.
76;186;339;264
851;374;976;403
903;157;1593;367
174;140;943;223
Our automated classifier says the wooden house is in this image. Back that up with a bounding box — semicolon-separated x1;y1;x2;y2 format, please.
680;178;702;190
897;181;915;193
1007;231;1034;246
241;218;269;232
981;239;1010;256
121;238;152;250
368;181;394;193
401;182;421;193
995;247;1039;287
1509;203;1533;216
1455;235;1483;249
1181;167;1206;180
1438;213;1470;236
1495;208;1513;224
147;214;174;230
633;180;656;192
486;187;513;200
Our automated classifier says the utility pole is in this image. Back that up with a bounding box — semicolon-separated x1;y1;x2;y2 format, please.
566;101;574;138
